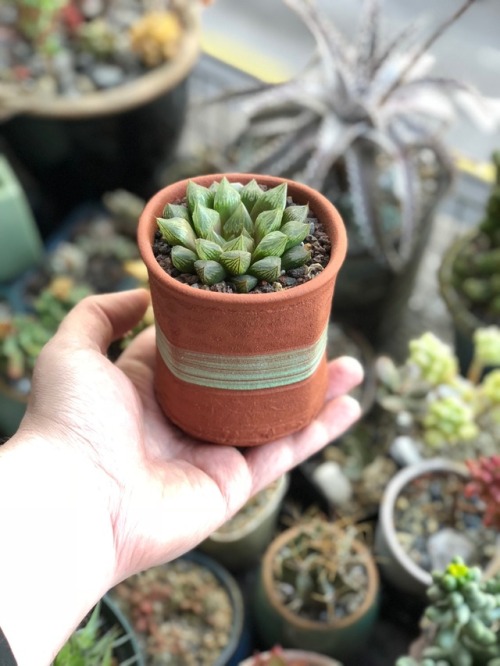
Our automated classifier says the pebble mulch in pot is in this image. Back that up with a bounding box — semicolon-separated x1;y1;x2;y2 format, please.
394;471;498;573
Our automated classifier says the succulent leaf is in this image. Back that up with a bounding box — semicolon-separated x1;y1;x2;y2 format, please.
250;182;287;220
223;201;254;238
214;177;241;223
282;204;309;225
240;179;264;212
194;260;227;285
171;245;197;273
281;220;311;249
249;256;282;282
163;203;190;221
281;244;312;270
157;217;197;252
254;209;283;245
223;234;254;253
207;228;226;247
231;274;258;293
219;250;252;276
253;231;288;262
195;238;222;262
186;181;214;211
192;204;222;238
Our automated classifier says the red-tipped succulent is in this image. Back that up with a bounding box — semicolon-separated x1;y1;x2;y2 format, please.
465;455;500;528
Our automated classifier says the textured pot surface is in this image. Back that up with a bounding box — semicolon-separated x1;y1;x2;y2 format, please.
253;522;379;659
138;173;347;446
374;458;468;595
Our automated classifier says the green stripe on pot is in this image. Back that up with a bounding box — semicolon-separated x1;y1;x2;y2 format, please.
156;325;328;390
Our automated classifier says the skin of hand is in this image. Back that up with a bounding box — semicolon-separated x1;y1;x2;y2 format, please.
0;289;362;665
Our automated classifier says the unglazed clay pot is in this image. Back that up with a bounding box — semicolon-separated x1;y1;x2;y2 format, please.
137;173;347;446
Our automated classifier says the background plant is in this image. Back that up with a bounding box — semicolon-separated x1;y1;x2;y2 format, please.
396;557;500;666
465;455;500;530
156;177;324;293
376;327;500;459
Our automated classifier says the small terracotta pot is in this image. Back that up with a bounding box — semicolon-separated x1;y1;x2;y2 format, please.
253;522;379;659
138;173;347;446
238;649;342;666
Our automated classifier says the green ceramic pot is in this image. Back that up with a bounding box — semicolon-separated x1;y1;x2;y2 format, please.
253;522;379;660
199;474;289;572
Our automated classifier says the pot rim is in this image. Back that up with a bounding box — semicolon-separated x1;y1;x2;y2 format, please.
138;173;347;306
0;9;200;120
238;648;342;666
207;474;289;544
378;457;468;587
260;520;379;631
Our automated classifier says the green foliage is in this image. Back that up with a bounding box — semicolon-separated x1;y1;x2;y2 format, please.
15;0;67;49
452;153;500;318
396;558;500;666
53;603;119;666
376;329;500;458
156;178;314;293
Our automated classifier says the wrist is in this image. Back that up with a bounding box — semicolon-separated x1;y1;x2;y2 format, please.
0;430;117;665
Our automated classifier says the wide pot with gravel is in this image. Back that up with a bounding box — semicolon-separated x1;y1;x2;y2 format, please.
375;458;499;596
137;173;347;446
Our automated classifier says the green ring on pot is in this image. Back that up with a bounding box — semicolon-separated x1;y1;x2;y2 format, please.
155;323;328;390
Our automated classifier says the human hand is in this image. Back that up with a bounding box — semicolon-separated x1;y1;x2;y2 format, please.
22;289;363;581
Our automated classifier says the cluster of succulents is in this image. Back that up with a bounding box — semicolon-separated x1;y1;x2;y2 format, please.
15;0;67;50
376;327;500;458
465;455;500;530
54;603;119;666
156;178;317;293
209;0;494;270
397;557;500;666
450;151;500;320
272;521;369;623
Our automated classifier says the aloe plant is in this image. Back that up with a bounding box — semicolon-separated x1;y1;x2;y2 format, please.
211;0;498;271
156;177;316;293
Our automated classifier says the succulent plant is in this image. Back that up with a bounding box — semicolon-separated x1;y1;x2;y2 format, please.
396;557;500;666
465;455;500;530
156;177;318;293
449;152;500;322
15;0;68;50
271;521;370;623
376;328;500;459
129;10;183;67
207;0;499;270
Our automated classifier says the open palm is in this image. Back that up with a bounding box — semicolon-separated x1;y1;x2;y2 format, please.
23;289;363;584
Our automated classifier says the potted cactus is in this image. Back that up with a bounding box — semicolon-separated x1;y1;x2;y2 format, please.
54;596;144;665
439;151;500;373
375;458;499;596
252;520;379;660
0;0;201;225
205;0;497;341
376;328;500;463
239;646;342;666
396;558;500;666
137;173;347;446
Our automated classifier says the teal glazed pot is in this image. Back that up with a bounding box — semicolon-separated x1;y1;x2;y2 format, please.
253;522;380;660
0;378;28;437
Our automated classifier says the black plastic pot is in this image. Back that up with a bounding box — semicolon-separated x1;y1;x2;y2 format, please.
96;595;144;665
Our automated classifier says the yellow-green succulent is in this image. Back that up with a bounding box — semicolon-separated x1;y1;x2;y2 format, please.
156;178;313;293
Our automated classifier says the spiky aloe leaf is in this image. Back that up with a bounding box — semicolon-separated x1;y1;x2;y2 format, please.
254;209;283;245
223;234;254;253
194;260;227;285
171;245;197;273
192;205;222;239
240;179;263;212
253;231;288;262
214;177;241;223
223;202;254;239
281;244;312;270
282;204;309;224
250;182;288;220
163;203;190;221
281;220;311;249
219;250;252;276
187;181;214;211
157;217;197;252
231;274;258;293
195;238;222;262
249;256;282;282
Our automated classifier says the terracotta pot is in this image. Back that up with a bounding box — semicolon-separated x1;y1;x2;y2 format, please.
138;173;347;446
239;649;342;666
252;522;379;659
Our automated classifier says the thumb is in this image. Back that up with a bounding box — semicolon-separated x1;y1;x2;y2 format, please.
57;290;151;354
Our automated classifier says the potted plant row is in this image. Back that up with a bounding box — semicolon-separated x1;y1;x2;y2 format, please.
137;173;347;446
